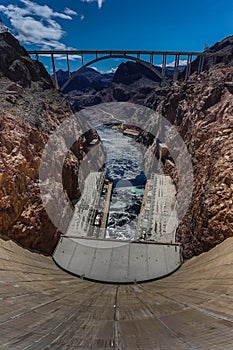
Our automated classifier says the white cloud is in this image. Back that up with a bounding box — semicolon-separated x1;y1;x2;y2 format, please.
90;66;98;71
64;7;84;21
0;1;82;50
97;0;104;9
19;0;73;20
81;0;104;10
64;7;78;16
89;67;117;73
104;67;117;74
165;59;188;67
55;54;82;61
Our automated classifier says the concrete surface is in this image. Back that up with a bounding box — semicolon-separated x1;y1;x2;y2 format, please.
137;174;178;242
58;170;181;282
67;171;105;238
1;238;233;349
53;237;182;283
58;172;180;283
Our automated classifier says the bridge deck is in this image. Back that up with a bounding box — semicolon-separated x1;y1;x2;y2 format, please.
27;48;230;89
28;49;204;55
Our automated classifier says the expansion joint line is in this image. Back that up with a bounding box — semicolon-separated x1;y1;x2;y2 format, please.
113;285;122;350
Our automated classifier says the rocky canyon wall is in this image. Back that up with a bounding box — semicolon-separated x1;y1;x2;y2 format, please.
0;32;232;259
0;33;95;254
144;57;233;258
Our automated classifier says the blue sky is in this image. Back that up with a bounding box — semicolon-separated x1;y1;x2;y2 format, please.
0;0;232;73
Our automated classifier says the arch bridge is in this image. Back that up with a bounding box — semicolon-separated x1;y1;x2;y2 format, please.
27;49;224;90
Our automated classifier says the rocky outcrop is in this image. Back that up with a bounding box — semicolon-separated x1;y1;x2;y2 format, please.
0;32;53;89
64;62;163;110
0;85;93;254
63;60;188;110
180;35;233;80
0;34;96;255
144;62;233;259
57;67;114;94
112;61;161;85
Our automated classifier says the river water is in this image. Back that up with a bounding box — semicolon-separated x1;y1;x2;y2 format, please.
97;126;146;240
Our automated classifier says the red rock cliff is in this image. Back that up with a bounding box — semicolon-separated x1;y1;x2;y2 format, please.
0;34;94;254
144;38;233;258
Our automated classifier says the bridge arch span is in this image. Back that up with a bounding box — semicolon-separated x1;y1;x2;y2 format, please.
61;54;169;92
28;49;220;89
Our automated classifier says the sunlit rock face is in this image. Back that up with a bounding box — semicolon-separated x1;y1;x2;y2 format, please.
0;34;97;255
143;61;233;259
0;86;94;254
173;68;232;259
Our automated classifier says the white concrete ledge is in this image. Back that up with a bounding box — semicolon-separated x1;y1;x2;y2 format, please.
53;237;182;283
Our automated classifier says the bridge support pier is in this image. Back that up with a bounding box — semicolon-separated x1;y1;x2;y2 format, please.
66;54;71;78
173;54;180;81
51;53;59;89
185;54;192;80
150;54;154;65
197;55;205;74
162;54;167;77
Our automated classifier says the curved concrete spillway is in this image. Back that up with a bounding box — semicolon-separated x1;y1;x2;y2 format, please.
53;237;182;283
1;238;233;349
53;171;181;283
